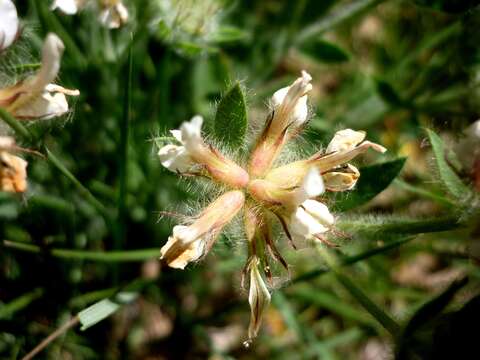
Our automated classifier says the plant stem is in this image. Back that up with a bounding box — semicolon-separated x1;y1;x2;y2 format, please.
0;108;34;142
21;316;80;360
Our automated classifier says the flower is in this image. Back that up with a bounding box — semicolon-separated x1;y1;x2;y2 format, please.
249;71;313;177
160;190;245;269
0;136;27;193
247;256;271;341
0;0;19;51
158;115;249;188
99;0;129;29
0;33;80;120
158;71;386;340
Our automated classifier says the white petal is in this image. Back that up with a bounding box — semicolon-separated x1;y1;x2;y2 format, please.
12;91;69;119
323;164;360;191
158;144;194;173
326;129;366;153
51;0;79;14
271;71;311;127
302;168;325;198
0;136;15;149
289;207;329;239
170;129;183;142
302;199;335;227
180;115;203;151
30;34;65;93
0;0;19;51
160;226;205;269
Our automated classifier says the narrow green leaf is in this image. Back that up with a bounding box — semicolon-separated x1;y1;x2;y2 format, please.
291;287;376;327
333;158;407;211
402;277;468;337
0;107;34;142
337;215;460;239
296;0;386;44
3;240;160;262
292;236;415;284
300;40;350;63
375;79;404;107
426;129;472;200
0;288;44;319
214;82;248;150
209;26;248;43
116;38;133;250
78;292;137;330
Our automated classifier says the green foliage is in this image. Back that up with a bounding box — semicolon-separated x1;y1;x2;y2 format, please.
427;129;472;201
214;82;248;150
1;0;479;358
301;40;350;63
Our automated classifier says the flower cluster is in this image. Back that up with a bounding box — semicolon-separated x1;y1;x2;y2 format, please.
158;71;386;341
0;1;79;192
51;0;129;29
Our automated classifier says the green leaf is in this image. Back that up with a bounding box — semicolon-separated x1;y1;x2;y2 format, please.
413;0;480;13
0;288;44;319
396;277;468;358
214;82;248;150
78;292;138;330
375;79;404;107
426;129;472;200
333;158;407;211
300;40;350;63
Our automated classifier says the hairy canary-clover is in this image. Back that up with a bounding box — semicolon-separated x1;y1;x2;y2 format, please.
157;71;387;342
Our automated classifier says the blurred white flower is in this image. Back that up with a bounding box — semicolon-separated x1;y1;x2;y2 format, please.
51;0;81;14
0;33;80;119
0;0;19;51
99;0;128;29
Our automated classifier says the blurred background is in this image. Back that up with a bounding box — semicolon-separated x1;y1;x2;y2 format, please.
1;0;480;359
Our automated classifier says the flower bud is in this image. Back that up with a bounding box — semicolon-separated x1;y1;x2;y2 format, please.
0;0;19;51
159;116;249;188
160;190;245;269
0;33;80;120
247;256;270;340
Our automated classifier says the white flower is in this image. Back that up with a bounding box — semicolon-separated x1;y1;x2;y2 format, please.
160;225;206;269
51;0;81;14
0;137;27;193
291;168;325;205
289;199;334;240
0;33;80;119
271;70;312;128
99;1;128;29
158;116;203;173
0;0;19;51
247;256;270;340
